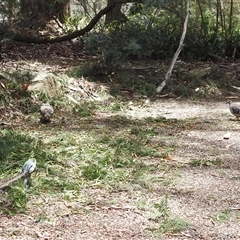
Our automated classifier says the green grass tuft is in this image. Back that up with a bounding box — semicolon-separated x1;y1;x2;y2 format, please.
147;194;190;236
189;158;223;167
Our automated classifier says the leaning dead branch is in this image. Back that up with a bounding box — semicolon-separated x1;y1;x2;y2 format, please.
0;173;24;189
156;0;190;93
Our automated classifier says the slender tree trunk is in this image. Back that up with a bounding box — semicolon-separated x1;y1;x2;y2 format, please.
195;0;200;29
196;0;205;36
229;0;233;36
216;0;219;35
105;0;127;25
219;0;224;34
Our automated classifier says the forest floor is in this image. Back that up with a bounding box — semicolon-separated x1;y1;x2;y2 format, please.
0;42;240;239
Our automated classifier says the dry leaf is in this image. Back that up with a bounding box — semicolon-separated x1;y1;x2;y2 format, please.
166;155;173;160
22;83;31;91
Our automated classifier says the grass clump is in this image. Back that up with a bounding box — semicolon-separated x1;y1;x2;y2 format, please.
0;187;28;214
72;102;97;117
189;158;223;167
212;209;240;223
109;137;157;157
82;163;108;180
212;209;232;222
147;194;190;236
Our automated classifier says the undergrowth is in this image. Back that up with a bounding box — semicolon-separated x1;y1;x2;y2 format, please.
69;60;234;99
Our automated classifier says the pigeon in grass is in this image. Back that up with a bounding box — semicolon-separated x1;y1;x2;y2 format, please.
226;100;240;120
0;158;37;189
40;102;54;123
22;158;37;188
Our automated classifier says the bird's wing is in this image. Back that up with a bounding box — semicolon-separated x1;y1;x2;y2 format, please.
22;159;36;174
231;105;240;115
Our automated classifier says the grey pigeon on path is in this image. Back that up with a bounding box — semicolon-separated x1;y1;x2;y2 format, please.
40;102;54;123
226;100;240;120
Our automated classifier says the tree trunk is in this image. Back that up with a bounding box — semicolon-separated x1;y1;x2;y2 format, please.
19;0;70;28
105;0;127;25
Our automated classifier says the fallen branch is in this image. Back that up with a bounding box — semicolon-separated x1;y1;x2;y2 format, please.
156;0;190;93
0;173;24;189
232;86;240;91
12;4;116;44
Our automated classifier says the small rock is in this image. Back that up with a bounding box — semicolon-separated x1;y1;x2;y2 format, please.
223;132;231;139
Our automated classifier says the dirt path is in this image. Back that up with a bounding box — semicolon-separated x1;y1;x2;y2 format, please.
127;99;240;239
0;99;239;240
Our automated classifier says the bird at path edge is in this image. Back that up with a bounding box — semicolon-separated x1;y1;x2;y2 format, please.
40;102;54;123
226;100;240;120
